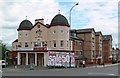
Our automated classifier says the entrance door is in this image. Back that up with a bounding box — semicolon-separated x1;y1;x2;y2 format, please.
37;53;44;67
21;53;26;65
28;53;35;65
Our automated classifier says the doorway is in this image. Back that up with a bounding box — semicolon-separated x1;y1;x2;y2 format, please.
28;53;35;65
37;53;44;67
21;53;26;65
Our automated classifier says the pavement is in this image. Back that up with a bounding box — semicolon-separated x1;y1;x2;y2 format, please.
2;65;48;72
2;63;119;72
86;63;119;68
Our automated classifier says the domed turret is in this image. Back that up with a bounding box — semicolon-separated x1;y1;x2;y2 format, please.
17;20;33;30
50;14;70;27
48;14;70;51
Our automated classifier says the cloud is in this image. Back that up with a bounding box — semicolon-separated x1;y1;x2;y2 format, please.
69;1;118;45
0;0;60;44
0;0;118;47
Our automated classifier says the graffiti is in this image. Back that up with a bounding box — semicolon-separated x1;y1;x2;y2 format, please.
48;52;75;67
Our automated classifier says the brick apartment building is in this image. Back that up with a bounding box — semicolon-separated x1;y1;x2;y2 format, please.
102;35;112;63
95;32;103;64
70;30;84;67
75;28;96;64
72;29;112;64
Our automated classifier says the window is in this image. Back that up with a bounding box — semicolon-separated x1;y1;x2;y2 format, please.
80;42;82;46
38;33;40;37
34;42;38;47
67;41;68;48
19;34;21;37
44;41;47;46
42;42;47;47
60;40;64;47
53;40;56;47
38;25;40;28
92;51;95;57
25;42;28;47
37;40;41;46
61;30;63;33
18;42;22;47
67;31;68;33
92;42;95;47
36;29;42;37
25;33;28;37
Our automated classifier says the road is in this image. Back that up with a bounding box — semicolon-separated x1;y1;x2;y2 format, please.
2;64;119;76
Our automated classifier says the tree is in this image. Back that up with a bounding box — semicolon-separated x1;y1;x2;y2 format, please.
0;40;9;60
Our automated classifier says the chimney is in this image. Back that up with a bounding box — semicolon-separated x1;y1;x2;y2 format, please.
35;18;44;24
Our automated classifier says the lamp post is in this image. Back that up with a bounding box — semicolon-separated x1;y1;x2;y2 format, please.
69;3;78;68
69;3;79;27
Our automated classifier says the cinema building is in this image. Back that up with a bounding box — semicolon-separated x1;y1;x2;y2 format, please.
12;13;84;67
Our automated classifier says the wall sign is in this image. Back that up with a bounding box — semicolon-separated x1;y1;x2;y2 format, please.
48;51;75;67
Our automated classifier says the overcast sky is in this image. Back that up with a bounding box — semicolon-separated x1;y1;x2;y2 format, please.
0;0;118;48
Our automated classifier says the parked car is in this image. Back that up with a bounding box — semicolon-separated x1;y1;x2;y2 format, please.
0;60;8;68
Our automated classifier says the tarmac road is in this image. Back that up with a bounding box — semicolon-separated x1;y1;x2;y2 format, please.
2;63;119;76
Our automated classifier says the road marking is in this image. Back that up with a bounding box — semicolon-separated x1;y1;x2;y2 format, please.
108;74;115;76
88;73;115;76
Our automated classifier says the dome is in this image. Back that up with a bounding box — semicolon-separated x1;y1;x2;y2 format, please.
50;14;70;27
18;20;33;30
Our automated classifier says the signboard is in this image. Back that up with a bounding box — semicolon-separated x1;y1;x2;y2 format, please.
17;48;33;51
34;47;47;51
48;51;75;67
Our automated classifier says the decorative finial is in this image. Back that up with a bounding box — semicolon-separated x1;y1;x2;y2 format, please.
26;16;27;20
58;10;60;14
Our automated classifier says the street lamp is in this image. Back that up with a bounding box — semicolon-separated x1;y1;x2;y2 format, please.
69;3;78;68
69;3;79;27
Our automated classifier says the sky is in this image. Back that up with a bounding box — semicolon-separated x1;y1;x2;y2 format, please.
0;0;119;48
